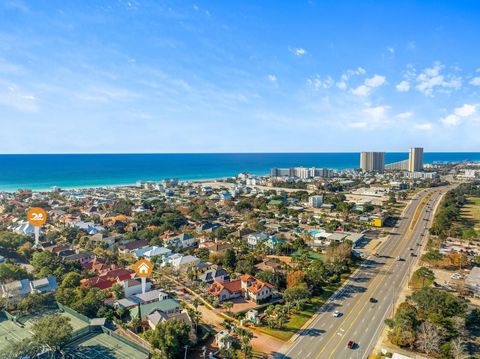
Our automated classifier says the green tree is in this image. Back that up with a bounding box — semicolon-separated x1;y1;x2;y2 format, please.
60;272;81;288
223;301;234;313
413;267;435;288
148;319;191;359
0;263;30;282
30;313;73;356
283;283;311;312
223;248;237;270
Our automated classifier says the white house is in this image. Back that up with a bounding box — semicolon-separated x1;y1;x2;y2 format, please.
122;278;152;297
162;254;201;272
247;232;272;248
13;221;36;236
164;233;198;249
134;245;172;259
1;276;58;299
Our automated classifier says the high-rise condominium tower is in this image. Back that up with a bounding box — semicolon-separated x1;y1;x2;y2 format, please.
408;147;424;172
360;152;385;172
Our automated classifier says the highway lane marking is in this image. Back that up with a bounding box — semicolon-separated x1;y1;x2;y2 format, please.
314;189;437;359
283;191;435;358
324;189;446;359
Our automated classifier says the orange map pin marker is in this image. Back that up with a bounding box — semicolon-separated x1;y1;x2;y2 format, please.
28;207;47;227
134;258;153;278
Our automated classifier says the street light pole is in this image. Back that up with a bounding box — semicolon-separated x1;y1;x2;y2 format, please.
184;345;189;359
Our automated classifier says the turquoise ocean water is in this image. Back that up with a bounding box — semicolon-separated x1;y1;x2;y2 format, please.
0;153;479;192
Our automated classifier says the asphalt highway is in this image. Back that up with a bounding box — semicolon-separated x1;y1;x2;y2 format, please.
280;187;450;359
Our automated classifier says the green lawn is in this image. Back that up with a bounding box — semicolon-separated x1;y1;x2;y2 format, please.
291;250;324;261
462;196;480;232
255;269;357;341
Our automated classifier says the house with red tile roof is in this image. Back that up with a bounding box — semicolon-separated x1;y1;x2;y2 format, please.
81;268;133;290
208;275;274;304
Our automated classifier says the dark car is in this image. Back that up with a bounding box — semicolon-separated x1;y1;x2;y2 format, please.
369;297;377;303
411;253;417;257
347;340;355;349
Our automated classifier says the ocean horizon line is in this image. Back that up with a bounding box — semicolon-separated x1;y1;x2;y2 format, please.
1;152;480;193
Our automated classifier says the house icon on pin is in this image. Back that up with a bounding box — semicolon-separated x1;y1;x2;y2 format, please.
134;259;153;278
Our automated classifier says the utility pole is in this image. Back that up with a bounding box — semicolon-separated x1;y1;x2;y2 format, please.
184;345;189;359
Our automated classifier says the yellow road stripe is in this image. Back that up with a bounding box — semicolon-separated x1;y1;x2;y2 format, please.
315;191;437;359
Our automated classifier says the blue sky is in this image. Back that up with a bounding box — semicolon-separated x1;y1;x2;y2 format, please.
0;0;479;153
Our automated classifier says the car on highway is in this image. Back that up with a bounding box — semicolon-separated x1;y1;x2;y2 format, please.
410;253;417;257
332;310;342;317
396;256;402;261
369;297;378;303
347;340;355;349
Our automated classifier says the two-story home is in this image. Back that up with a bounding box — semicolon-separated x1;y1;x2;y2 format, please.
208;275;274;304
164;233;198;249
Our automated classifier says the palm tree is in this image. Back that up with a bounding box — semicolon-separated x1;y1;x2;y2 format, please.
223;301;234;313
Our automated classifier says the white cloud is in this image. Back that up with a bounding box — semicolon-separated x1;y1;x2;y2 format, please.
291;47;307;57
350;74;386;96
441;104;477;126
415;63;462;96
347;121;368;128
336;67;365;90
396;111;413;119
388;47;395;55
454;103;476;117
363;105;389;122
396;80;410;92
307;75;334;90
350;85;370;96
364;75;386;88
0;79;37;112
470;77;480;86
414;123;433;130
267;74;277;84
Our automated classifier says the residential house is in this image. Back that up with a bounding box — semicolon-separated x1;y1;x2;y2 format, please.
115;289;169;309
254;260;284;274
133;245;171;259
162;254;201;272
64;251;94;265
247;232;272;248
1;276;58;298
208;275;274;304
118;239;149;254
89;233;118;248
198;264;230;284
81;268;133;290
164;233;198;249
123;279;152;297
130;298;181;320
147;310;196;342
240;275;274;303
13;221;35;236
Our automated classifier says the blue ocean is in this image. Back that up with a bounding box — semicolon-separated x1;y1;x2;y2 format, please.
0;153;479;192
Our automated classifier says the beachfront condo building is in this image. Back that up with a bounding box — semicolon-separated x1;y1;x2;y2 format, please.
360;152;385;172
385;147;424;172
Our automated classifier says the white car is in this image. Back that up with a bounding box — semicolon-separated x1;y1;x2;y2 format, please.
333;310;342;317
